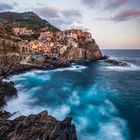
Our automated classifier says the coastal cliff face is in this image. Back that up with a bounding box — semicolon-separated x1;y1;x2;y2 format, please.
62;42;102;62
0;111;77;140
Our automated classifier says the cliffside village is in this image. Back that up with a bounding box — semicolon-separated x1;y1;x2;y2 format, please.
7;27;93;65
0;27;97;68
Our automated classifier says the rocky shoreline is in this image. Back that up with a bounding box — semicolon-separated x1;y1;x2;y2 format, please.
9;63;70;77
0;110;77;140
0;63;78;140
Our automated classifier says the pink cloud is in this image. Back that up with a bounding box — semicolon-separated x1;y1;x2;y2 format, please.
82;0;130;9
35;5;82;30
36;6;82;19
36;6;61;18
105;0;129;9
112;9;140;21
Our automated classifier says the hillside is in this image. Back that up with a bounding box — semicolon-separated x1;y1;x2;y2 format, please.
0;12;60;31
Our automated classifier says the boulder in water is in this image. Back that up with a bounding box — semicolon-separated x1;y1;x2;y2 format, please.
104;58;128;66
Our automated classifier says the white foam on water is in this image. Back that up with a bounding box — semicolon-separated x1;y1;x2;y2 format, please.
8;64;86;82
75;97;129;140
9;70;51;82
77;115;129;140
50;65;87;72
76;116;89;132
4;92;46;119
97;120;127;140
14;84;25;89
47;104;71;120
69;91;80;106
106;63;140;71
27;86;42;94
4;65;130;140
104;99;118;114
4;90;71;120
9;70;45;79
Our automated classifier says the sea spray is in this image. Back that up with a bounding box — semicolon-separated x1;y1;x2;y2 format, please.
5;62;130;140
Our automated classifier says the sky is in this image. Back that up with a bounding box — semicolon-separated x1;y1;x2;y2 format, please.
0;0;140;49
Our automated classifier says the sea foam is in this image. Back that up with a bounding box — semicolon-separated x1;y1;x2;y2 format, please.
4;63;131;140
106;63;140;71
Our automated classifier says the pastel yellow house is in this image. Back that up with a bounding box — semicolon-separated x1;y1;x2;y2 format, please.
29;41;39;51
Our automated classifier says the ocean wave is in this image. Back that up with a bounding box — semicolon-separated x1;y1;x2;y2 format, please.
47;105;71;120
97;119;129;140
50;65;87;72
106;63;140;71
4;92;46;119
4;66;131;140
9;70;51;81
8;64;87;82
4;90;71;120
76;99;129;140
69;91;80;106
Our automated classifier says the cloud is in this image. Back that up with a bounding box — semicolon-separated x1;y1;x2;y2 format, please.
62;10;82;18
68;24;90;31
35;6;82;30
35;6;60;18
0;2;16;11
104;0;129;9
112;9;140;21
92;9;140;22
81;0;130;10
36;6;82;19
93;17;110;21
81;0;99;8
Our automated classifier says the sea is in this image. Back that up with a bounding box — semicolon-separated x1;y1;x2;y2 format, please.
4;50;140;140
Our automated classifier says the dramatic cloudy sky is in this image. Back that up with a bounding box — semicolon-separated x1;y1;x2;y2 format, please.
0;0;140;49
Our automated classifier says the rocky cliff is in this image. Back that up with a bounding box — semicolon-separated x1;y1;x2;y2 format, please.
62;41;102;62
0;111;77;140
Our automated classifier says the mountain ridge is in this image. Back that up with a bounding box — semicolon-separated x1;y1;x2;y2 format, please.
0;11;60;31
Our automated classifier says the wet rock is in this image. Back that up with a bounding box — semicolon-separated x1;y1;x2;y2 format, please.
0;111;77;140
0;81;17;108
100;55;109;60
0;110;11;120
104;58;128;66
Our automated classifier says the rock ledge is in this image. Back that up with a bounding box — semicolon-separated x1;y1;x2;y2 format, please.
0;111;77;140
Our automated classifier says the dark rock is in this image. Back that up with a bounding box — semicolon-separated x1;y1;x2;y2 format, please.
100;55;109;60
0;111;77;140
0;81;17;108
104;58;128;66
0;110;11;120
62;42;102;62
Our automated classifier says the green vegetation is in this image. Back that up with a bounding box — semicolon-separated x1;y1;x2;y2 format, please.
19;34;40;41
92;39;95;43
0;12;60;31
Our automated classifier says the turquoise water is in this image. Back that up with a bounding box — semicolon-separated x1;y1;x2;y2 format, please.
5;50;140;140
